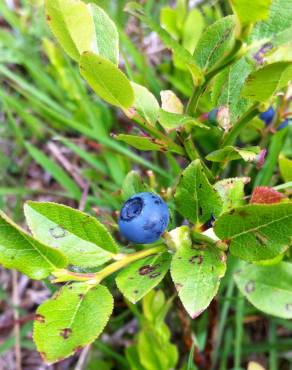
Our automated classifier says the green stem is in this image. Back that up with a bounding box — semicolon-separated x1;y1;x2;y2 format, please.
186;40;244;117
53;245;166;284
126;109;185;156
186;84;205;116
205;40;243;82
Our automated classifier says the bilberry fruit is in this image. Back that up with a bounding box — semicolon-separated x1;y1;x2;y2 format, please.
259;107;275;125
118;192;169;244
277;119;289;131
208;108;218;124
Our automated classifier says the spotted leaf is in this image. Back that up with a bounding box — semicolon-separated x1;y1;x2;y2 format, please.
116;252;171;303
171;244;226;318
24;201;118;268
33;283;113;364
234;262;292;318
214;203;292;261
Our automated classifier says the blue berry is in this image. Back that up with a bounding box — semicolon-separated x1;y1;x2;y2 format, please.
277;119;289;131
208;108;218;124
118;192;169;244
259;107;275;125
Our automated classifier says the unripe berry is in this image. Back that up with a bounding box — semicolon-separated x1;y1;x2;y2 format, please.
118;192;169;244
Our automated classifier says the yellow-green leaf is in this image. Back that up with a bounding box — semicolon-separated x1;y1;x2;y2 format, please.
24;202;118;267
46;0;95;61
79;51;134;108
0;211;67;279
89;3;119;65
230;0;272;26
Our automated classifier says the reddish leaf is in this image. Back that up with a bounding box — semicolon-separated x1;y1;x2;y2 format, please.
250;186;283;204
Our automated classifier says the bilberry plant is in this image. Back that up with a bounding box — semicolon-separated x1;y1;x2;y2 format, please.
1;0;292;366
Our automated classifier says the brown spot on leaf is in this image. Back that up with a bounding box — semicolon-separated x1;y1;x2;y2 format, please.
46;15;51;21
254;231;268;246
245;281;255;294
139;265;155;276
60;328;72;339
49;225;67;239
133;290;139;294
78;294;84;300
239;210;249;218
35;314;45;323
198;206;203;216
149;272;161;279
189;255;203;265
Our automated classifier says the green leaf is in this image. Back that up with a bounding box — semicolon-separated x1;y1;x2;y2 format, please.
182;9;204;54
24;202;118;267
206;146;260;163
131;82;160;125
214;177;249;213
193;16;236;72
158;109;208;132
116;252;171;303
251;0;292;42
46;0;95;61
174;160;223;224
230;0;272;26
211;58;252;122
33;283;113;364
79;51;134;108
89;4;119;65
116;134;167;152
214;203;292;261
25;142;81;199
234;262;292;318
279;155;292;182
241;62;292;102
160;7;179;39
171;243;226;318
0;211;67;280
122;171;147;200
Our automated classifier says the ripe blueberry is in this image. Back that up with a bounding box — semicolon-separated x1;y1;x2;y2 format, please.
277;119;289;131
208;108;218;124
259;107;275;125
118;192;169;244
